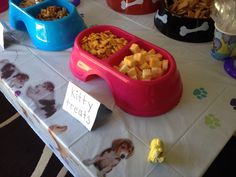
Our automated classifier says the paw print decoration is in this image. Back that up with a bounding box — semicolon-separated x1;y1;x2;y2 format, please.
205;114;220;129
230;98;236;110
193;88;208;100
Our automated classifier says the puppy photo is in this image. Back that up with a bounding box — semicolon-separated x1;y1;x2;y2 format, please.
26;81;57;118
83;138;134;177
48;124;69;159
0;60;15;79
0;59;29;89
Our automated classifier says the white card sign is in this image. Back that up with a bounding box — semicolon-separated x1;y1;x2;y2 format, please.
0;23;4;50
63;81;101;131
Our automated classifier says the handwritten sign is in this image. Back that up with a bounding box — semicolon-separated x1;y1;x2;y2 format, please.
0;23;4;50
62;81;101;131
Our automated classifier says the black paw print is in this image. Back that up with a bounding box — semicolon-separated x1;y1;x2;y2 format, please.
230;98;236;110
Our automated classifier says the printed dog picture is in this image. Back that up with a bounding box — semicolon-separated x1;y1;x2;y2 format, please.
26;81;57;118
48;124;69;159
0;59;29;89
83;138;134;177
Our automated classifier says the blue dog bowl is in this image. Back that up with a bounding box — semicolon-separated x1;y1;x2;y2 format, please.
9;0;86;51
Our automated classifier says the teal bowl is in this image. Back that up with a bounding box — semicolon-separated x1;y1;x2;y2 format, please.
9;0;86;51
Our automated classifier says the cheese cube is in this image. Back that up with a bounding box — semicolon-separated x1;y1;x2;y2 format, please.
130;43;140;54
119;60;125;67
148;49;156;55
149;57;160;68
135;67;142;79
133;53;145;65
127;67;138;80
119;64;129;74
140;49;147;55
162;59;169;71
140;62;150;70
151;67;163;78
156;53;163;60
142;69;152;80
124;55;137;67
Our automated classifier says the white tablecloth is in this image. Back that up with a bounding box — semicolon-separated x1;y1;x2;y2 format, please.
1;1;236;177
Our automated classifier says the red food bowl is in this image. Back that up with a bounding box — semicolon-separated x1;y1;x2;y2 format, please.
106;0;160;15
0;0;9;13
70;25;183;117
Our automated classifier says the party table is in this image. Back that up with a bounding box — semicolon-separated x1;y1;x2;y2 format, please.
1;0;236;177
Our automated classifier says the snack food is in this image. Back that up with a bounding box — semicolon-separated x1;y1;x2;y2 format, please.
19;0;43;8
37;6;68;21
81;30;128;59
166;0;213;18
147;138;165;164
114;43;169;80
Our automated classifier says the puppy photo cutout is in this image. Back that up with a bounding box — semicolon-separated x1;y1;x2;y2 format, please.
0;59;29;89
26;81;57;118
83;138;135;177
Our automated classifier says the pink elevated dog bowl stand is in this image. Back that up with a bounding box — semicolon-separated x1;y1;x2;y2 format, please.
70;25;183;117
